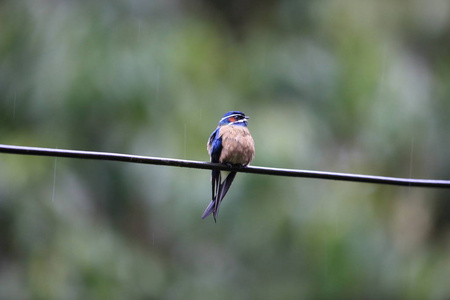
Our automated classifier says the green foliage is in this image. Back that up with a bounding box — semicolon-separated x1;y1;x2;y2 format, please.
1;0;450;299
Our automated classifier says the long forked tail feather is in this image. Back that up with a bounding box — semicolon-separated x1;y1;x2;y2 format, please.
201;200;215;220
202;171;237;222
201;170;221;220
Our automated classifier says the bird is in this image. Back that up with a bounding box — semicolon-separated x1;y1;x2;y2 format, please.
202;111;255;222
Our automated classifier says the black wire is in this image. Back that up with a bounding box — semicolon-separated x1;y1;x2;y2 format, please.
1;144;449;188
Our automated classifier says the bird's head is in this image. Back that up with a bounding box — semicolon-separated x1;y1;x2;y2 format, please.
218;111;249;127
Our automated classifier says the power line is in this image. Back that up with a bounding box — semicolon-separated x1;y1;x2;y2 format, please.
1;144;449;188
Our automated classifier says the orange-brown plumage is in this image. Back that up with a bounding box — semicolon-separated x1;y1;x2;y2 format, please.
216;125;254;165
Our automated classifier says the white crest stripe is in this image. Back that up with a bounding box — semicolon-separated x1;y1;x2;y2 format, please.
219;114;244;123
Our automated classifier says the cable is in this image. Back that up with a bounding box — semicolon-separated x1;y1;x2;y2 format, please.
1;144;449;188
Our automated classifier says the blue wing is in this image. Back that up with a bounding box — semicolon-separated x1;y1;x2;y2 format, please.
208;128;222;163
202;127;237;221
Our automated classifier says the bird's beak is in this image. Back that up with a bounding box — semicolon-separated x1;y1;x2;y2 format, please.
245;116;250;120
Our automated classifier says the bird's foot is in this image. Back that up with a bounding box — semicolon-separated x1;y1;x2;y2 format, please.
225;163;244;170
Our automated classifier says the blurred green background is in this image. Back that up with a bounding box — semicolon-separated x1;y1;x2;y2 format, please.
1;0;450;299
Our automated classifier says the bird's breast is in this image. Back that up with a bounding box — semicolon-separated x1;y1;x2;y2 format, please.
218;125;255;165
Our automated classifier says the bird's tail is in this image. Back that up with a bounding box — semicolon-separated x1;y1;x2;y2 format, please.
201;170;237;222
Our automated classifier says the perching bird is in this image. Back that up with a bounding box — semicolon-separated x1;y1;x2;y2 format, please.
202;111;255;222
